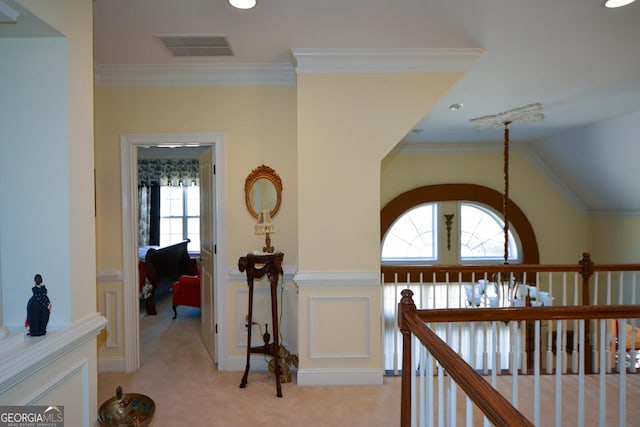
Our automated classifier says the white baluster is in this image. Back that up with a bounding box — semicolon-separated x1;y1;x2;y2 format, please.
618;318;627;427
533;320;541;427
599;318;607;427
578;320;585;427
555;319;563;427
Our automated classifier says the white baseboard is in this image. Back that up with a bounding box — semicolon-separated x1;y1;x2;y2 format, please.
296;368;383;386
99;356;125;372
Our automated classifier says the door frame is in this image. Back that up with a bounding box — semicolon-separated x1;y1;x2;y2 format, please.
120;132;227;371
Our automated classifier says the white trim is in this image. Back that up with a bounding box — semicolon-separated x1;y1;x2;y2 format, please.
99;356;125;372
105;291;119;348
0;313;106;394
95;48;483;86
291;48;483;74
97;269;122;282
392;140;520;154
309;296;371;359
24;359;91;426
119;132;228;371
589;210;640;217
296;368;383;386
24;358;87;402
294;270;380;287
95;62;295;87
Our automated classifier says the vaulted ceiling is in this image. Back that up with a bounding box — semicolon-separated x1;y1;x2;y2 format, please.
6;0;640;213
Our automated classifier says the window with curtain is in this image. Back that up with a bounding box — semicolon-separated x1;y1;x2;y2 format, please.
138;159;200;252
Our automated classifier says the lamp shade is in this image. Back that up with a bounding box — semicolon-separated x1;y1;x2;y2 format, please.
255;210;274;235
229;0;257;9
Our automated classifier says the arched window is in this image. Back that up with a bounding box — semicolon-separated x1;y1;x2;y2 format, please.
381;203;437;262
459;202;519;262
381;184;539;264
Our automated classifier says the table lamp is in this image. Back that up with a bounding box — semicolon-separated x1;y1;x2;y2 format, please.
255;210;275;253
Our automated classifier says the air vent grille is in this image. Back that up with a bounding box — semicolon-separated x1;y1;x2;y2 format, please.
156;35;234;57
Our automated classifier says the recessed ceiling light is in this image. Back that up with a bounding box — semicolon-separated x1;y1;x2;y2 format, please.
229;0;257;9
604;0;636;7
448;103;464;111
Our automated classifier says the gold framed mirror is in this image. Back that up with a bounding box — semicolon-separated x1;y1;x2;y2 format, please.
244;164;283;219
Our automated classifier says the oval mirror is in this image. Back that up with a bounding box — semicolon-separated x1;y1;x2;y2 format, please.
244;165;283;219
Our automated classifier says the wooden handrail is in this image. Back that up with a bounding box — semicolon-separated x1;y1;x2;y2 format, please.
399;289;534;427
415;304;640;324
397;288;640;427
381;252;640;283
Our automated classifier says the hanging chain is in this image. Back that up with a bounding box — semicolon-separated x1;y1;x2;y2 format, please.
503;122;511;265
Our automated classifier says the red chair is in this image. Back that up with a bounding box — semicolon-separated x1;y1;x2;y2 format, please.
171;259;201;319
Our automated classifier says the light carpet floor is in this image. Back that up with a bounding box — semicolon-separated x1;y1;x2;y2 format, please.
98;295;640;426
98;296;401;427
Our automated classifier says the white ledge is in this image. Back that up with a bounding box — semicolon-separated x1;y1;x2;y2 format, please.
0;313;107;394
294;271;380;287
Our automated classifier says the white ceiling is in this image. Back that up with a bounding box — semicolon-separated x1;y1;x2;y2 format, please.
11;0;640;213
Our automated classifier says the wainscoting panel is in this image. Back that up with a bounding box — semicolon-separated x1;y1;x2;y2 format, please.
105;290;120;348
0;315;105;426
308;296;371;359
235;287;290;348
26;359;90;426
97;272;126;371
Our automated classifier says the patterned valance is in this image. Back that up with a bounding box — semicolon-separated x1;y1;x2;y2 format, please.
138;159;200;187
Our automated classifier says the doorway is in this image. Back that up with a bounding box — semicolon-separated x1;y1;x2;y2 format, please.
120;133;227;372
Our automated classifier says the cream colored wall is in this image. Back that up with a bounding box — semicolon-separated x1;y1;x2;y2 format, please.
294;72;463;384
2;1;104;423
381;149;590;263
297;73;462;271
589;216;640;264
94;85;297;366
588;215;640;305
20;0;97;323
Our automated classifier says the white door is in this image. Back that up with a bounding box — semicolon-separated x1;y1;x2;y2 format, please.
199;148;216;361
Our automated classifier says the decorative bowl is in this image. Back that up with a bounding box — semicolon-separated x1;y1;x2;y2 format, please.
98;386;155;427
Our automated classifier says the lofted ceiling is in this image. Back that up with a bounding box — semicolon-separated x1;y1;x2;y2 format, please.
8;0;640;213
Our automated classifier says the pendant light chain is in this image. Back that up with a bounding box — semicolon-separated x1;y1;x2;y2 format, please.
469;103;543;265
503;122;511;265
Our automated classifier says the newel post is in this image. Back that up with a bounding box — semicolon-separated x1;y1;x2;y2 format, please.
579;252;594;373
399;289;416;427
579;252;594;306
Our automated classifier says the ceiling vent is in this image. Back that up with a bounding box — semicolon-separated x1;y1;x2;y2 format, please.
156;35;234;57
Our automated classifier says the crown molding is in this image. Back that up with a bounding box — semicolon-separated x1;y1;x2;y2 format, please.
94;48;484;86
94;62;296;87
392;141;526;154
291;48;484;74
